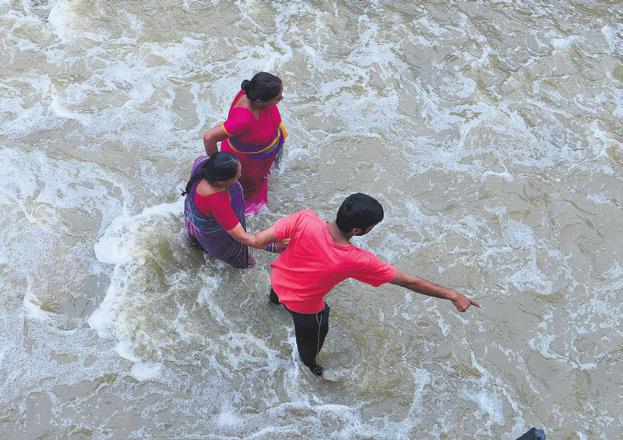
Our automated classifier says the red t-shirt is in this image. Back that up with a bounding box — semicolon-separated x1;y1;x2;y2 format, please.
194;190;239;231
270;209;397;314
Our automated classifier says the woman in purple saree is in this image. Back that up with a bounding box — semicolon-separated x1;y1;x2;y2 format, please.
183;153;284;268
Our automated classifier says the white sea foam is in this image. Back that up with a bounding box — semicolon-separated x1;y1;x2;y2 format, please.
87;267;126;338
47;0;74;42
528;331;570;367
130;362;162;381
588;120;620;159
550;35;579;50
114;340;137;362
407;367;432;418
196;274;221;305
503;220;554;294
458;352;506;426
501;220;535;250
48;0;102;43
481;169;514;182
88;199;183;343
417;16;449;37
22;286;53;321
216;402;241;428
0;147;128;300
93;237;133;266
600;24;622;54
48;92;86;121
1;75;60;137
92;199;183;265
603;260;623;279
527;310;584;368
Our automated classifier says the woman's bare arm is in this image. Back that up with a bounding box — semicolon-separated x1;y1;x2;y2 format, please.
203;125;228;156
226;224;280;249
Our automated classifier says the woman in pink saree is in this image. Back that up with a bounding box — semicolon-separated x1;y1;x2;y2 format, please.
203;72;286;215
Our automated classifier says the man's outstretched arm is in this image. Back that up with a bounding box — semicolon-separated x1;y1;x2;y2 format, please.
389;270;480;312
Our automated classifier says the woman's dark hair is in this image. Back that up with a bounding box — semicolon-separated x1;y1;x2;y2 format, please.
336;193;384;233
182;152;239;196
241;72;282;102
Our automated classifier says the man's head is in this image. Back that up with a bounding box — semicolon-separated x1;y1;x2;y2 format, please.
336;193;384;236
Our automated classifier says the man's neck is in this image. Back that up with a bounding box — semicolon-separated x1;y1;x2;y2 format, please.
327;222;352;245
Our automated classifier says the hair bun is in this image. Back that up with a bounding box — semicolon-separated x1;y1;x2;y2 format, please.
241;79;251;91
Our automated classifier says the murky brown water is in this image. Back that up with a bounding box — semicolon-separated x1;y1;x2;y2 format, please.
1;1;621;438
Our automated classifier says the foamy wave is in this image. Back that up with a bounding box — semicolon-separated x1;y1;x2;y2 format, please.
49;91;92;124
0;74;60;137
130;362;162;381
47;0;75;42
22;286;53;321
48;0;102;43
88;198;184;338
600;24;622;54
458;352;507;426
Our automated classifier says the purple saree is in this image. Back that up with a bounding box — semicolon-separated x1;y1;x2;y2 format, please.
184;156;250;268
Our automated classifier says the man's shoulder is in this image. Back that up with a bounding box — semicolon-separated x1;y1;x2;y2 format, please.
347;245;387;266
296;208;321;220
285;208;321;223
285;209;325;233
276;209;320;228
348;245;374;259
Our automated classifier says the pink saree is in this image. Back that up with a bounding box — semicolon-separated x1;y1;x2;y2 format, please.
220;90;287;215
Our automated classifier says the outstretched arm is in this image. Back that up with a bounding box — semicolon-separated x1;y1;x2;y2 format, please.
203;125;228;156
226;224;286;251
389;270;480;312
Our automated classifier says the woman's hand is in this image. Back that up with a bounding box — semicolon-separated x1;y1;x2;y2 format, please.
264;239;288;253
274;239;289;253
228;224;280;250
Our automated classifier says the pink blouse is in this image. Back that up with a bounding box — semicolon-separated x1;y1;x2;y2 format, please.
221;90;282;147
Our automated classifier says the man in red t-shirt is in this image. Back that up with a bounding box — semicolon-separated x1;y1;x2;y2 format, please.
247;193;480;376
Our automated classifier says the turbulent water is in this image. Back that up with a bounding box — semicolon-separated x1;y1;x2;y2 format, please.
1;1;622;438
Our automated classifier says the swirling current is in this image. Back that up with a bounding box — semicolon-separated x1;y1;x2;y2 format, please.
1;1;621;439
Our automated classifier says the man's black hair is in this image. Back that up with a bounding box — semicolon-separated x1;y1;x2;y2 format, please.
335;193;384;233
